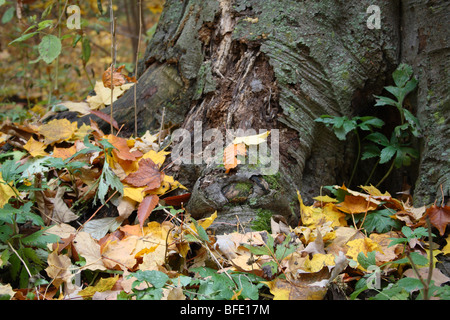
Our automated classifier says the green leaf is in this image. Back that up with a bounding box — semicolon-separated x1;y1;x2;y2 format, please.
1;6;15;24
22;227;60;248
394;252;428;267
365;132;390;147
38;35;62;64
360;209;402;233
81;37;91;64
392;64;414;88
9;32;39;45
130;270;169;289
191;218;209;242
361;143;380;160
397;277;424;292
358;117;385;131
379;146;397;164
357;251;377;270
403;109;421;137
374;95;398;107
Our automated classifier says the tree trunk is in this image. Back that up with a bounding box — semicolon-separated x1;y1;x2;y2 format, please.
70;0;449;233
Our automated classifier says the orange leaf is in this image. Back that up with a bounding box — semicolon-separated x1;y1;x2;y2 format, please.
137;194;159;228
105;134;143;161
102;65;126;89
336;195;378;214
425;205;450;236
52;145;77;160
223;143;246;174
123;158;163;189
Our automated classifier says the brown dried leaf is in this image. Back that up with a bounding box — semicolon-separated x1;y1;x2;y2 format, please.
123;158;163;189
137;194;159;228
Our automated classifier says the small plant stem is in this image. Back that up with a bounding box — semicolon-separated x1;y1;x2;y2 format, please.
364;159;380;185
109;0;116;134
376;159;395;188
348;130;360;187
133;0;143;138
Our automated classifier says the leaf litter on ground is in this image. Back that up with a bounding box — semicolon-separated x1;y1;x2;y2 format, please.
0;112;450;300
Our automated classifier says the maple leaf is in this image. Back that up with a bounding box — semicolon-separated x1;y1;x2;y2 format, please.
45;251;76;293
336;195;379;214
38;119;77;145
52;145;77;160
123;158;164;189
223;142;246;174
86;81;134;110
137;194;160;228
23;136;48;157
425;204;450;236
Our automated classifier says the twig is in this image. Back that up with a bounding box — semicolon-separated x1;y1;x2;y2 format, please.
134;0;143;138
109;0;116;134
8;242;40;299
76;190;118;233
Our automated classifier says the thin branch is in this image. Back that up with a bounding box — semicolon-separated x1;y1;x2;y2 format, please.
134;0;143;138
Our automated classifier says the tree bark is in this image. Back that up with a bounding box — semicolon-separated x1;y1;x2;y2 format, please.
68;0;449;232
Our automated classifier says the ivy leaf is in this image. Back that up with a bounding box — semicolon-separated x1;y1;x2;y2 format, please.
358;209;402;233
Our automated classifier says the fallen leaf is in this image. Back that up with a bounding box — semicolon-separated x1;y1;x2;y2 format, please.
264;276;327;300
50;187;79;223
105;134;142;162
52;145;77;160
89;110;119;130
346;237;383;268
223;142;246;173
137;194;159;228
23;136;48;157
232;131;270;145
45;251;76;294
336;195;379;214
86;81;134;110
38;119;77;145
78;275;119;299
102;65;127;89
0;172;17;208
123;158;163;189
57;101;91;115
73;232;107;271
424;204;450;236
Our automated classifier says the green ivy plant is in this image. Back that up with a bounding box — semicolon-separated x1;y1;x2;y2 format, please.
315;64;420;187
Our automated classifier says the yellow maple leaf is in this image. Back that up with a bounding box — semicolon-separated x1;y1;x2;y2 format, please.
38;119;77;145
23;136;48;157
297;190;325;227
346;237;383;268
303;253;336;273
86;81;134;110
141;149;170;167
124;186;146;202
322;203;347;227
